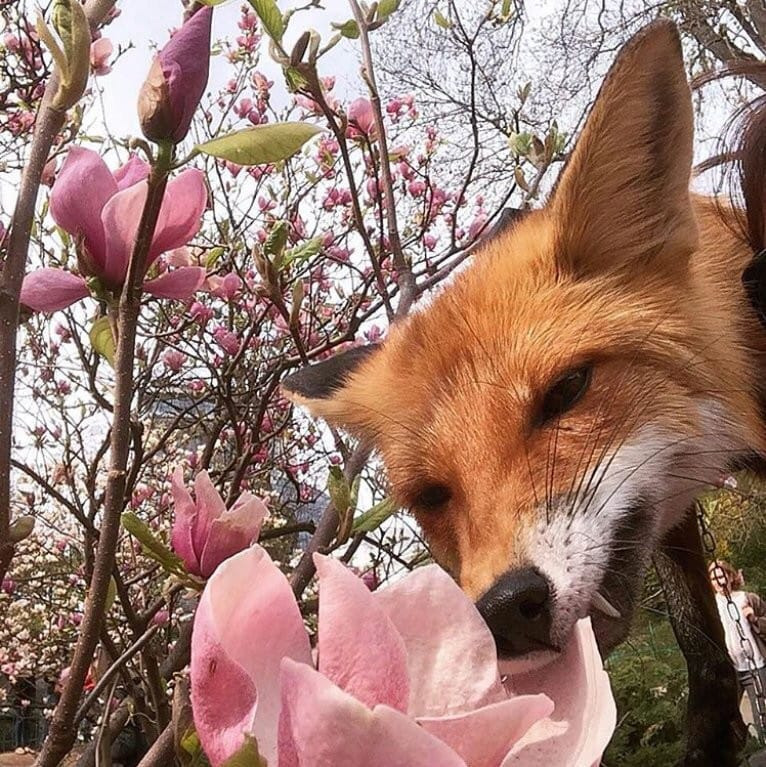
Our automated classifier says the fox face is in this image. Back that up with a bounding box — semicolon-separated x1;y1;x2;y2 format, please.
284;21;765;665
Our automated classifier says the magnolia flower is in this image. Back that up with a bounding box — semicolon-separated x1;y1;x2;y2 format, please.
171;468;267;578
138;7;213;143
20;148;207;313
191;547;616;767
90;37;113;76
346;97;376;139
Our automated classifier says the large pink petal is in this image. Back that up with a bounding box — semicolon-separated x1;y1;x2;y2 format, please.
170;467;201;575
191;471;226;559
100;180;148;287
143;266;206;299
19;269;89;312
190;604;258;767
148;169;207;264
198;493;268;578
49;147;117;271
499;618;616;767
190;546;312;766
113;154;151;190
375;564;505;716
314;555;409;712
278;659;465;767
418;695;554;767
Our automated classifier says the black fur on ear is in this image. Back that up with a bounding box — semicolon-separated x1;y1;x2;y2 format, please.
474;208;527;250
743;249;766;329
282;343;381;401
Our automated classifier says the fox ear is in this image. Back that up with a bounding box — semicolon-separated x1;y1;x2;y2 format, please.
281;344;382;432
551;20;697;277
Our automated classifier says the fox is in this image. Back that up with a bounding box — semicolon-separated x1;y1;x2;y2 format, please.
283;19;766;767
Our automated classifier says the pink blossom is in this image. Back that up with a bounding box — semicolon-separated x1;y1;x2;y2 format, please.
152;609;170;627
190;547;616;766
423;233;438;251
20;148;207;313
212;326;241;356
252;71;273;97
208;272;243;300
295;94;322;115
469;212;489;241
190;301;214;325
170;468;268;579
138;7;213;143
347;98;377;139
162;349;187;372
90;37;113;76
364;324;384;343
238;10;257;30
408;179;426;197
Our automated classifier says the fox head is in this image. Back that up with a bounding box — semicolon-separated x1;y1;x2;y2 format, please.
284;20;765;666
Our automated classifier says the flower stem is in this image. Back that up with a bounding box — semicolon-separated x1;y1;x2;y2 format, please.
34;142;175;767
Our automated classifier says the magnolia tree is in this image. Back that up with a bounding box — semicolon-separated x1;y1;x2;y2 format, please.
0;1;616;765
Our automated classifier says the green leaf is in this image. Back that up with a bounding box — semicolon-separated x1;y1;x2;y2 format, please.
205;246;225;269
180;727;201;757
121;512;186;576
352;498;398;533
248;0;285;43
507;130;532;157
283;236;323;267
433;9;452;29
104;576;117;614
377;0;400;20
220;735;267;767
284;66;308;92
195;122;321;166
327;465;352;515
89;316;116;367
264;220;289;260
331;19;359;38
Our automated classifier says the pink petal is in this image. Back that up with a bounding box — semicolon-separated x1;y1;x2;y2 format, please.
157;7;213;142
198;493;268;578
113;154;150;190
100;180;147;287
190;607;258;766
500;618;616;767
148;169;207;264
170;467;201;575
190;471;226;562
375;564;505;716
278;659;465;767
190;546;312;767
20;269;89;312
314;555;409;712
143;266;206;299
418;695;554;767
49;147;117;272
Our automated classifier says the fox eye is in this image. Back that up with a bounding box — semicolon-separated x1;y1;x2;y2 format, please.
539;365;592;424
414;483;451;511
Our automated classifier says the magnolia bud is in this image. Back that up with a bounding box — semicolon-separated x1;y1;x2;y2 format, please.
138;7;213;143
36;0;91;111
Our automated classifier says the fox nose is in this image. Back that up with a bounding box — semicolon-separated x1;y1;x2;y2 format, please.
475;567;553;656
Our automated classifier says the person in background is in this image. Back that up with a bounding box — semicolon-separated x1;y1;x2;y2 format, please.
710;559;766;741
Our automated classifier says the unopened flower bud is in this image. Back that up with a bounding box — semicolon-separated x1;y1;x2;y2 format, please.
138;7;213;144
36;0;91;111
